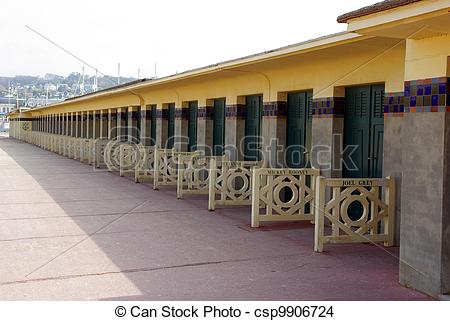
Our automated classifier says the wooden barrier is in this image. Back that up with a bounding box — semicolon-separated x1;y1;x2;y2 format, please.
93;139;110;168
45;134;52;151
80;139;93;163
208;159;263;211
42;134;48;149
251;167;320;227
153;149;199;190
58;136;64;155
54;135;60;153
50;135;57;152
66;137;75;159
73;138;82;160
177;155;228;199
63;137;71;157
314;176;395;252
104;140;123;172
119;143;140;177
135;146;155;183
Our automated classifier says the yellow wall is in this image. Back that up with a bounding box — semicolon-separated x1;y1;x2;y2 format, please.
405;34;450;80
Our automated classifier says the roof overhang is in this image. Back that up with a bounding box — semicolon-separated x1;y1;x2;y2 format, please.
341;0;450;39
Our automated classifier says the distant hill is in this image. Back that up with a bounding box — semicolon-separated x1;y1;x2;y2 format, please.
0;73;137;102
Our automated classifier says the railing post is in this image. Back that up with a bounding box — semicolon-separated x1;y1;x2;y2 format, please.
251;168;261;228
314;176;326;253
208;157;216;211
177;155;185;199
384;176;396;247
153;149;160;190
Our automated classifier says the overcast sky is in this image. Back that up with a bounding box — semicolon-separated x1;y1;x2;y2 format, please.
0;0;376;79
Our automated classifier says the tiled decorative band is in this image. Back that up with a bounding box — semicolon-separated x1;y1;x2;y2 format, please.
156;109;168;119
198;106;214;119
129;111;140;120
175;108;189;119
226;104;245;118
312;97;344;118
118;112;128;119
141;110;152;120
404;77;449;112
383;92;405;118
263;101;287;117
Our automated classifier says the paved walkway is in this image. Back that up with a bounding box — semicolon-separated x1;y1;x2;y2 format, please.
0;136;430;300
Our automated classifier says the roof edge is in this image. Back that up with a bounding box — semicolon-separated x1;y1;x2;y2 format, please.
337;0;423;23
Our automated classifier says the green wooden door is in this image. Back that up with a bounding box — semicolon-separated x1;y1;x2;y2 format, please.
150;105;157;146
213;98;226;156
344;84;384;179
286;91;312;168
188;101;198;152
344;86;371;178
245;95;263;161
167;103;175;148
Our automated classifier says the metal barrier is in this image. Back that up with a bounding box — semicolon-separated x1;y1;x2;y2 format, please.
314;176;395;252
251;168;320;227
208;159;263;211
119;143;140;177
135;146;155;183
153;149;199;190
177;155;228;199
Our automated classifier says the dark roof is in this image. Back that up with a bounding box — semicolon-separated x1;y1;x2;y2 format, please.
337;0;423;23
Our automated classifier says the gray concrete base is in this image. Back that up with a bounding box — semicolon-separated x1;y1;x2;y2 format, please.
399;112;450;297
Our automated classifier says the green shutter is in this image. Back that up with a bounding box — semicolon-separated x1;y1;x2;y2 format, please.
167;103;175;148
344;86;371;178
150;105;157;146
213;98;226;155
244;95;262;161
370;84;384;178
286;91;312;168
188;101;198;151
344;84;384;179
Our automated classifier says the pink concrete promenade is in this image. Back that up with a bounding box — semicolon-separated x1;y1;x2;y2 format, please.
0;136;430;300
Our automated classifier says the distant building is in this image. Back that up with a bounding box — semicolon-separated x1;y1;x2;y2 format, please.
0;103;13;132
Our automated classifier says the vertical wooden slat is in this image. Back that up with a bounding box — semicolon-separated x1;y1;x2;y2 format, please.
251;168;261;228
385;176;395;246
208;157;217;211
314;176;326;252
